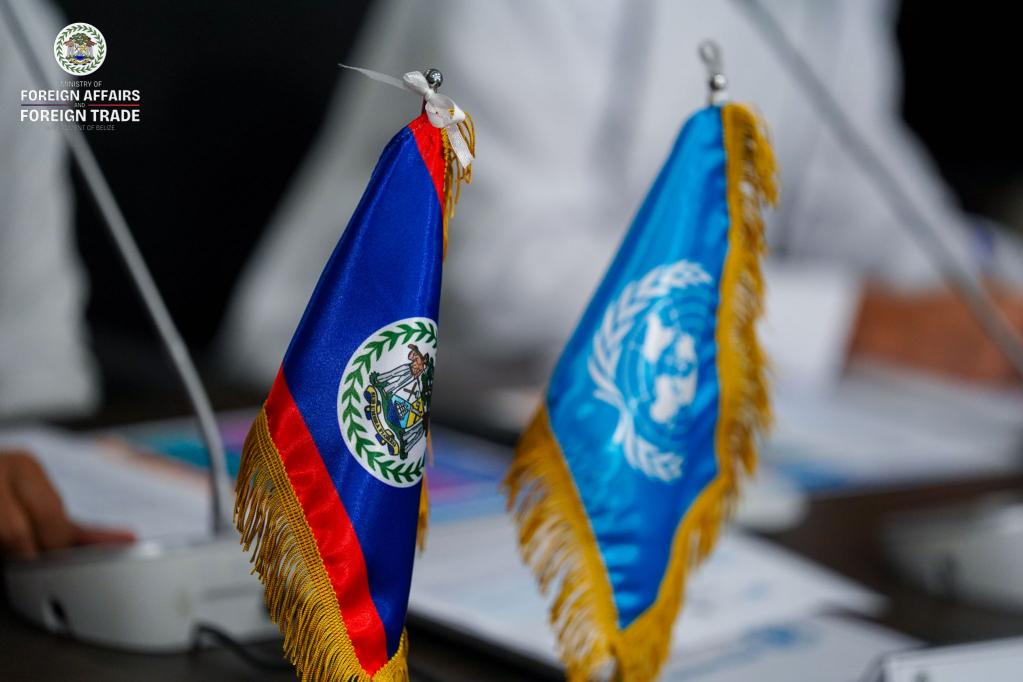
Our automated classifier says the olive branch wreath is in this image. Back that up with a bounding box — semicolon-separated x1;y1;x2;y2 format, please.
587;260;712;483
339;320;436;485
54;24;106;75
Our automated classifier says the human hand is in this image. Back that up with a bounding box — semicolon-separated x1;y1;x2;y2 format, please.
849;284;1023;384
0;451;135;559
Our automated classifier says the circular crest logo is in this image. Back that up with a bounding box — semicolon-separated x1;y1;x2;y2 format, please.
589;260;714;483
54;23;106;76
337;318;437;488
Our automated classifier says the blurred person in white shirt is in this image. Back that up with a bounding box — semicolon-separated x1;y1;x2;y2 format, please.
219;0;1023;429
5;1;1023;555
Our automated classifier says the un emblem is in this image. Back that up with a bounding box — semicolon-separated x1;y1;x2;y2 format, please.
337;318;437;488
54;23;106;76
588;261;714;483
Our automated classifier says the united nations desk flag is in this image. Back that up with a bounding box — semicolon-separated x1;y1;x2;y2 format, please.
504;95;777;680
234;69;473;681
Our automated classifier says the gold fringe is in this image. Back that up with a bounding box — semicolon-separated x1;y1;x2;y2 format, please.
417;473;429;552
439;112;475;258
234;409;411;681
718;102;776;477
504;409;620;681
417;430;435;552
502;102;777;682
421;114;473;548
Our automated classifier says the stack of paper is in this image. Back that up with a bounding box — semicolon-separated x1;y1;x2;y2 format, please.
0;426;209;541
410;513;895;675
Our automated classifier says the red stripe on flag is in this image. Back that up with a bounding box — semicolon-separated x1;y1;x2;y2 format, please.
264;370;390;674
408;113;445;205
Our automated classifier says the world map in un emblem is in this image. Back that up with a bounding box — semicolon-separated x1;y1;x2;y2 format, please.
337;318;437;488
588;260;714;483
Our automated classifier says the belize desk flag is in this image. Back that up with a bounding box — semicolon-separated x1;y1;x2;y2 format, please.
234;68;473;681
504;48;778;681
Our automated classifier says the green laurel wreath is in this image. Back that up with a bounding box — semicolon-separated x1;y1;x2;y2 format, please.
340;320;437;484
54;24;106;75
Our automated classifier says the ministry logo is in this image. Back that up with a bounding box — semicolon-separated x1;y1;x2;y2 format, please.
54;23;106;76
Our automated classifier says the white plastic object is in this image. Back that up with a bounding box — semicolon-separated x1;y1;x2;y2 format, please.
882;494;1023;610
733;464;809;532
3;535;277;652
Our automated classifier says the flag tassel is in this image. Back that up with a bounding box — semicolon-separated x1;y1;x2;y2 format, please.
504;408;619;680
503;102;777;682
417;473;429;551
718;102;776;475
439;113;475;256
235;410;410;681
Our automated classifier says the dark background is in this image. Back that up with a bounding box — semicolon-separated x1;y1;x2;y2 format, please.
52;1;1023;425
57;0;374;421
896;2;1022;218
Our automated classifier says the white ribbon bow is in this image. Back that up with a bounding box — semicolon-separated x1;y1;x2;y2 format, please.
339;64;474;170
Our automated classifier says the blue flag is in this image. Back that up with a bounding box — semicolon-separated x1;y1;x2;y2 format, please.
505;103;777;681
235;108;473;682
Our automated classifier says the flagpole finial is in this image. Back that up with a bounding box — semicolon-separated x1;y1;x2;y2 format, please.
423;68;443;91
699;40;729;105
337;63;472;168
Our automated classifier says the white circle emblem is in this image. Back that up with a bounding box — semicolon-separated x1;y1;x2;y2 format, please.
588;260;713;483
337;317;437;488
54;23;107;76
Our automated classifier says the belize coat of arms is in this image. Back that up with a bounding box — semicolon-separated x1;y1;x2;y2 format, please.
53;23;106;75
337;317;438;488
364;342;434;461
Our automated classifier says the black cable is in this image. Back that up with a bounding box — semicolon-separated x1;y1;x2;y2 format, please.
194;623;455;681
734;0;1023;380
407;662;449;682
193;624;293;672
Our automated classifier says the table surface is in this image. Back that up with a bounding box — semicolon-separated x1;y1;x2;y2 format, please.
5;474;1023;681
